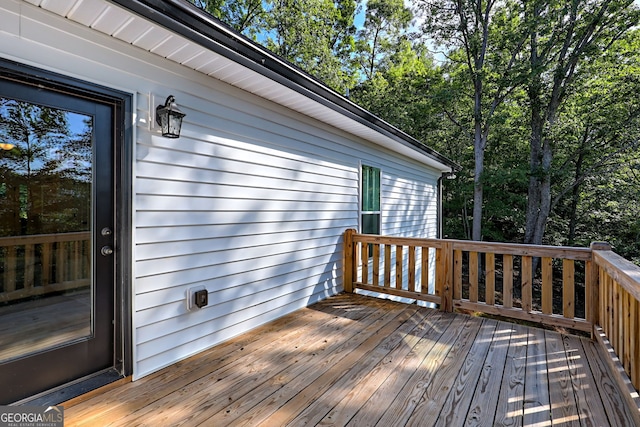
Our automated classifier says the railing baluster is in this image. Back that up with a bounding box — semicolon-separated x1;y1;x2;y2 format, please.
384;245;391;288
408;245;415;293
56;241;65;283
522;256;532;312
585;259;596;334
608;273;614;342
42;242;51;285
84;240;91;278
623;290;631;376
503;255;513;309
395;245;403;290
632;298;639;389
541;257;553;314
74;241;81;280
600;268;606;333
617;281;623;369
605;271;611;336
485;253;495;306
421;247;429;295
438;241;453;312
361;241;369;285
563;259;575;318
4;246;17;293
372;244;380;287
613;280;620;358
454;249;462;300
469;251;478;303
24;244;35;290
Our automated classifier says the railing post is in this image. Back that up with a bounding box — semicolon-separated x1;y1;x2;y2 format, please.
589;242;612;338
343;229;356;293
438;241;453;312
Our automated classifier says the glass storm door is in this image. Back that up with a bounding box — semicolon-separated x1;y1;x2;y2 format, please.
0;78;115;404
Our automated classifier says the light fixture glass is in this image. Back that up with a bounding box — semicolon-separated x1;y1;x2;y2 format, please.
155;95;185;138
0;142;15;150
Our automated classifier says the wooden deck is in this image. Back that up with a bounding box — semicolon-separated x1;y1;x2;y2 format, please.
63;293;637;426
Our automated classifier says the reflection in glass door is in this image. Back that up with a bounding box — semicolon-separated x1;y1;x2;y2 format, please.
0;101;94;363
0;74;116;404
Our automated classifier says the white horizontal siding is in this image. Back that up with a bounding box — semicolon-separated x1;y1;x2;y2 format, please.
6;0;444;380
381;170;439;238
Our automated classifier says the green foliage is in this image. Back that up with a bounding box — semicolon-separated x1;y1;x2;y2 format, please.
0;101;92;236
188;0;640;263
353;0;413;80
265;0;358;93
190;0;357;93
544;28;640;257
350;43;444;143
189;0;270;37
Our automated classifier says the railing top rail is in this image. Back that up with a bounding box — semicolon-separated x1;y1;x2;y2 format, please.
351;232;592;261
0;231;91;246
448;239;593;261
593;249;640;302
352;233;444;248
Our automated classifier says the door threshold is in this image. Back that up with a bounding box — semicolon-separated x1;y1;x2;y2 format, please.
13;368;125;406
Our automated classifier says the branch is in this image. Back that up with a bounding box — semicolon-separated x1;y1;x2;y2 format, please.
550;138;640;212
443;108;472;140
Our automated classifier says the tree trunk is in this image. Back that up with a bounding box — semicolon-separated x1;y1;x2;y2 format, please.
568;136;587;245
472;117;484;241
531;137;553;245
525;16;542;244
472;81;485;241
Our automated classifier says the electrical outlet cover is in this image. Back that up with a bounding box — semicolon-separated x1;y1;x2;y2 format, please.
195;289;208;308
186;286;207;311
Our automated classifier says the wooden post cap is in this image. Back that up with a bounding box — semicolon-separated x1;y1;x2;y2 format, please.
590;242;612;251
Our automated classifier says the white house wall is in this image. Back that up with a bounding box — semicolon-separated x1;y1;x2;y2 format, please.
3;0;441;380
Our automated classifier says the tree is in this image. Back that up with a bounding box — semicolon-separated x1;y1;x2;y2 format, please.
354;0;413;80
542;28;640;253
415;0;528;241
265;0;357;93
523;0;640;245
189;0;270;38
0;100;91;236
351;42;443;139
190;0;358;93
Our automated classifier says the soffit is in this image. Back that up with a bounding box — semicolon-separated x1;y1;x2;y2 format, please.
23;0;454;172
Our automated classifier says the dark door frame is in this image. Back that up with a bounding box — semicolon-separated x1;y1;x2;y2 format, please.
0;57;133;404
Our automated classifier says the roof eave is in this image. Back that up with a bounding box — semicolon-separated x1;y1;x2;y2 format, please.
108;0;459;172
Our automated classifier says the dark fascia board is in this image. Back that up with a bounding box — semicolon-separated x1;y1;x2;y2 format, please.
108;0;459;171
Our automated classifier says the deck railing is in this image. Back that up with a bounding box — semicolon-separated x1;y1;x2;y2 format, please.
592;248;640;397
343;229;640;396
0;232;91;303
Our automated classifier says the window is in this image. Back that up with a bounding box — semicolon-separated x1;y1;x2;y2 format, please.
361;165;380;235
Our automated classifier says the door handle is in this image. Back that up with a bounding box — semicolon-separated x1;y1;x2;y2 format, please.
101;246;114;256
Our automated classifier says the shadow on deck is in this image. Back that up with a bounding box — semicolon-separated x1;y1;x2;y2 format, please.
63;293;637;426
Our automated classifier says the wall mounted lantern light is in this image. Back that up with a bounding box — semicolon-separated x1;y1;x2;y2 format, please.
155;95;186;138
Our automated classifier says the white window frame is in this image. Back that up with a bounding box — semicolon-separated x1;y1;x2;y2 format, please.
359;162;382;235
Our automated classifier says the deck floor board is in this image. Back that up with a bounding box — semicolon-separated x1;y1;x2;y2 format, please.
523;326;551;426
63;294;637;427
